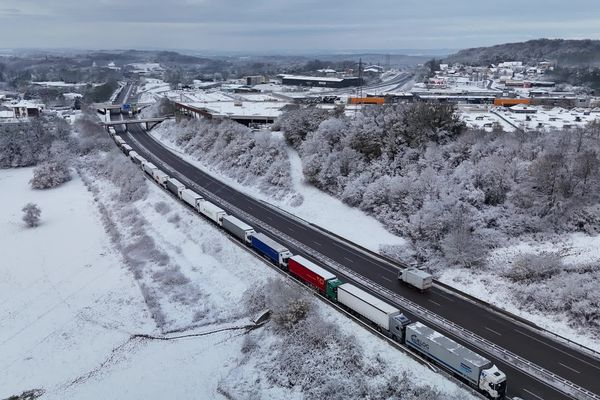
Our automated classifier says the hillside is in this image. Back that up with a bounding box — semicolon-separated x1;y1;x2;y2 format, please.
445;38;600;66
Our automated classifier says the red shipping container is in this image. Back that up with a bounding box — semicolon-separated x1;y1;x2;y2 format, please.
288;255;336;293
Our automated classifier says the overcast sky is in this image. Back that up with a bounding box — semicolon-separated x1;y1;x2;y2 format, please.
1;0;599;53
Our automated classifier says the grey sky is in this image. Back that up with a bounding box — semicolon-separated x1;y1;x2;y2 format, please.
1;0;599;53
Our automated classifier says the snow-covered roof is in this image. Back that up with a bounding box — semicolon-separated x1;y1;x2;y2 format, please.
280;74;346;83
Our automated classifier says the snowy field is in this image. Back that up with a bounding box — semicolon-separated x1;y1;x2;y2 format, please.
149;126;405;253
0;165;473;399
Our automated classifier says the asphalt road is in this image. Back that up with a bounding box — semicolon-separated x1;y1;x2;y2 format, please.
113;85;600;400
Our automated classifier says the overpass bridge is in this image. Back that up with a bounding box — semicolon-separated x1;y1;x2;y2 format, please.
101;117;169;130
93;102;153;114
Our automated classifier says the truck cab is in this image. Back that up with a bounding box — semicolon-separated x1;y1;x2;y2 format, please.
479;365;507;399
389;313;411;342
279;250;293;269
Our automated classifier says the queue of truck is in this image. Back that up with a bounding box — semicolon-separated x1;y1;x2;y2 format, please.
107;129;507;399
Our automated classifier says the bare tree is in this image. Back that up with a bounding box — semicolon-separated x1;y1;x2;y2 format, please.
22;203;42;228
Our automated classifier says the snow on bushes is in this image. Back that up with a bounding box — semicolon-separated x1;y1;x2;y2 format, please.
277;105;600;271
30;161;72;189
153;118;294;199
22;203;42;228
230;278;461;400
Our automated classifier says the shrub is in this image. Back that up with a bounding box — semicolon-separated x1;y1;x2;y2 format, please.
22;203;41;227
30;161;72;189
503;252;563;283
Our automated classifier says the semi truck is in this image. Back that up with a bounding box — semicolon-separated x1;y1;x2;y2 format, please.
121;144;133;155
180;188;203;209
142;161;158;177
251;232;292;268
222;215;255;245
288;255;342;299
166;178;186;198
398;268;433;291
197;200;226;226
152;169;169;188
131;153;147;166
337;283;409;335
114;135;125;146
405;322;507;399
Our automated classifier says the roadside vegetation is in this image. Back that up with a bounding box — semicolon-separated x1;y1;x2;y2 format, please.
277;104;600;335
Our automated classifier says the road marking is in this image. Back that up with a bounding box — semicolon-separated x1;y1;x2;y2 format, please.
288;227;294;233
344;257;355;264
331;241;397;273
432;291;455;302
312;241;322;247
381;276;393;283
428;299;441;306
523;388;545;400
514;329;600;371
559;362;581;374
484;326;502;336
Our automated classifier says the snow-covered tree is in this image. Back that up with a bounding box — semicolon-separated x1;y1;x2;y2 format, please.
22;203;41;228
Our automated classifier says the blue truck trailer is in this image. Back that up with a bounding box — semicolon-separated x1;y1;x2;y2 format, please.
250;232;292;268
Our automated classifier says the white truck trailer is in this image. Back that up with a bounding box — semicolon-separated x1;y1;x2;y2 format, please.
166;178;186;198
152;169;169;188
405;322;507;399
222;215;255;245
180;188;203;209
337;283;407;333
142;161;158;177
197;200;227;226
398;268;433;291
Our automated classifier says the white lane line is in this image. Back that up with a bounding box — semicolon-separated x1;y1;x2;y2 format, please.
331;241;397;273
523;388;545;400
514;329;600;371
344;257;355;264
288;227;294;233
428;299;441;306
432;291;455;302
559;362;581;374
312;241;322;247
381;276;393;283
484;326;502;336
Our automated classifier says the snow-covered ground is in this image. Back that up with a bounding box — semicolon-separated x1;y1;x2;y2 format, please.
136;78;171;104
440;234;600;353
0;168;152;398
0;165;473;399
149;127;405;253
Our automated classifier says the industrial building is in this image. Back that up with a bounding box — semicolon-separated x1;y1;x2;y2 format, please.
173;100;290;126
279;74;362;88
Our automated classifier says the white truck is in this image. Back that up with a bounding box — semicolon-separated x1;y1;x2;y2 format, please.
337;283;408;334
180;188;203;209
398;268;433;291
405;322;507;399
152;169;169;188
222;215;255;245
114;135;126;146
197;200;227;226
142;161;158;177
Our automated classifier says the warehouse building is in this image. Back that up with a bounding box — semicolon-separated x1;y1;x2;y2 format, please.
279;74;362;88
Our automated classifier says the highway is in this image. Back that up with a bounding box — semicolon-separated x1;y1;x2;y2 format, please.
113;85;600;400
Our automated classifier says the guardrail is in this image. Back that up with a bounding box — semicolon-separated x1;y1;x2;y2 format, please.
127;132;600;400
